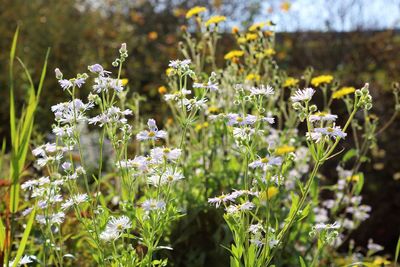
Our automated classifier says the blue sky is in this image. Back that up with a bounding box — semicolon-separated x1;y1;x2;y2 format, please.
259;0;400;32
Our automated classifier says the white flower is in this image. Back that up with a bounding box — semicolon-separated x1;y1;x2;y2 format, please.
150;147;182;163
291;88;315;102
51;99;93;124
21;180;38;190
182;97;208;111
208;190;252;207
88;106;132;127
306;131;323;143
249;156;282;169
58;79;73;90
148;167;184;187
342;218;355;230
62;162;72;171
309;112;338;122
136;119;167;141
142;199;166;212
88;63;111;76
248;85;274;96
100;215;131;242
232;127;257;140
9;255;36;266
169;59;191;70
226;113;257;126
368;239;384;252
99;229;119;242
249;223;265;234
36;212;65;225
93;76;123;93
310;125;347;140
61;194;89;210
52;125;74;137
226;201;255;214
313;222;340;232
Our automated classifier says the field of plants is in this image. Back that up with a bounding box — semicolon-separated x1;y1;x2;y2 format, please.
1;1;400;267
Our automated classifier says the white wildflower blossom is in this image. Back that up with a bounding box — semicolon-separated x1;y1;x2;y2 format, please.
291;88;315;102
148;167;184;187
248;85;274;96
136;119;167;141
309;112;338;122
142;199;166;212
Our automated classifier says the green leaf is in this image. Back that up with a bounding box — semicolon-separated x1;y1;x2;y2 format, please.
342;148;357;162
354;173;364;195
0;218;5;251
299;256;307;267
12;205;36;267
395;235;400;267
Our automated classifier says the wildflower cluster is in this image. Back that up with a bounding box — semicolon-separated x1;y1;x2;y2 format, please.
7;6;398;267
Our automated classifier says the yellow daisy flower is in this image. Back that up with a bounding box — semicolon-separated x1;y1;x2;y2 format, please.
275;145;295;155
186;6;207;18
205;15;226;27
264;48;276;56
224;50;244;60
245;73;261;82
246;33;258;41
120;78;129;86
311;75;334;87
283;77;299;88
260;186;279;200
332;86;356;99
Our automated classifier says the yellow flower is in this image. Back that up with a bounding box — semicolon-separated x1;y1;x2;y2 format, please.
332;86;356;99
264;30;274;37
245;33;258;41
264;48;276;56
372;256;391;266
245;73;261;82
205;15;226;27
275;145;295;155
237;37;247;44
186;6;207;18
249;22;266;32
195;122;209;131
280;1;291;12
311;75;334;87
120;78;129;86
166;67;175;76
147;31;158;41
232;26;240;34
166;117;174;126
224;50;244;60
207;106;220;113
346;175;360;183
283;77;299;88
158;86;167;94
260;186;279;200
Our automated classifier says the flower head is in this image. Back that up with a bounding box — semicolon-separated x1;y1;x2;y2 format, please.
205;15;226;27
224;50;244;60
136;119;167;141
311;75;333;87
332;86;355;99
290;88;315;102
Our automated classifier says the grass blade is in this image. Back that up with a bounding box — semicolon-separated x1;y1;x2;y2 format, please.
11;206;36;267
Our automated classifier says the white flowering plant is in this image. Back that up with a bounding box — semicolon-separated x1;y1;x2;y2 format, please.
2;6;400;267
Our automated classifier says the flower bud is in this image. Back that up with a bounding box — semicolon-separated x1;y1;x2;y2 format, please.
54;68;63;79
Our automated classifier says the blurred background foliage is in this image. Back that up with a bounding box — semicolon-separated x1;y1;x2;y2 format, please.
0;0;399;265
